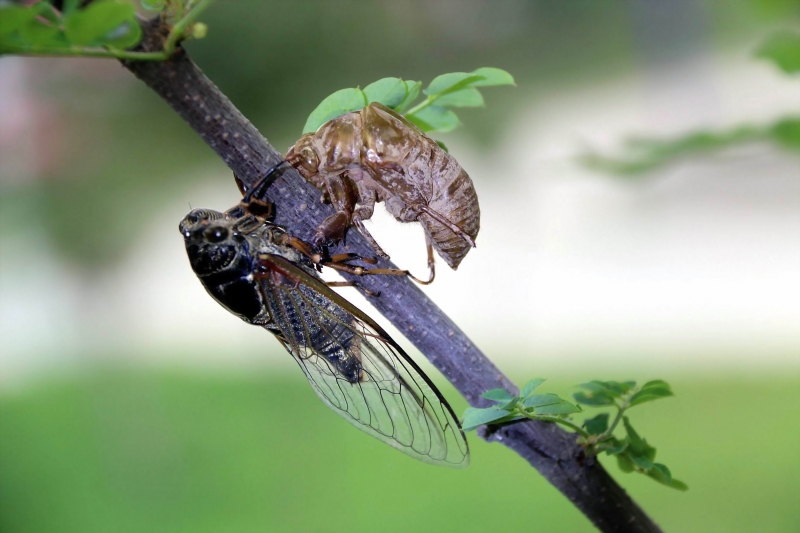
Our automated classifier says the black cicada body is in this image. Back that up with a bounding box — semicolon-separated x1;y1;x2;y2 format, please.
179;205;469;468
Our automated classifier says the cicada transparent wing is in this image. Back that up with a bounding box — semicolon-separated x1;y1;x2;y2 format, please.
257;253;469;468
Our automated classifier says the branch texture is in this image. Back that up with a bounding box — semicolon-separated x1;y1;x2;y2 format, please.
121;19;661;533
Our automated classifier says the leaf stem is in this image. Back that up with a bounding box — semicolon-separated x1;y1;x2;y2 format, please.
405;95;436;116
603;397;631;440
0;44;168;60
162;0;213;56
515;410;591;439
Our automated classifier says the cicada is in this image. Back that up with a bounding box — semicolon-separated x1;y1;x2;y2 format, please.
179;195;470;468
285;102;480;282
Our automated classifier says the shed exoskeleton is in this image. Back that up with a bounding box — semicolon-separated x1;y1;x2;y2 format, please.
286;102;480;282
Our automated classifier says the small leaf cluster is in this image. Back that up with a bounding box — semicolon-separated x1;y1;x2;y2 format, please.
302;67;515;135
0;0;210;61
463;378;581;431
463;378;687;491
0;0;142;52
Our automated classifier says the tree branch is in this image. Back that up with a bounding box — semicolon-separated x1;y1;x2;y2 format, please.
121;19;662;533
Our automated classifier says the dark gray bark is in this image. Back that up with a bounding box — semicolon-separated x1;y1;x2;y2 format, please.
121;19;662;533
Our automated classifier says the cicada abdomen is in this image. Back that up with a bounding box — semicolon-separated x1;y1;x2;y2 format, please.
286;102;480;278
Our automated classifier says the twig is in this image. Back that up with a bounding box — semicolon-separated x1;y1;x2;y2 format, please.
120;18;662;533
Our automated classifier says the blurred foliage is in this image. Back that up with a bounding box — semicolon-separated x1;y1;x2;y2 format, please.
1;0;797;267
757;30;800;73
1;369;798;532
581;118;800;176
582;29;800;177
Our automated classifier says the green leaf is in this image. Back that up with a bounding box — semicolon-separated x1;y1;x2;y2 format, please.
648;463;672;484
495;397;520;411
623;417;656;469
573;391;615;406
770;117;800;150
406;105;460;133
302;88;367;134
604;381;637;395
99;18;141;49
424;72;483;96
756;31;800;73
36;3;61;24
62;0;83;15
522;393;562;408
616;453;635;473
535;401;581;416
647;464;688;490
628;380;673;407
578;381;616;395
462;407;515;431
141;0;167;12
435;87;485;108
628;387;674;407
481;388;514;403
469;67;515;87
63;0;137;47
520;378;546;398
603;437;627;455
493;413;527;425
435;140;449;153
394;80;421;113
19;17;64;48
0;6;41;40
622;417;646;451
583;413;609;435
363;77;407;108
640;379;669;389
629;451;655;470
665;478;689;491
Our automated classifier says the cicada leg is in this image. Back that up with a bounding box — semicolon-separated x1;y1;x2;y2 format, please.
308;172;360;248
312;211;352;248
280;233;431;286
421;233;436;285
325;280;380;297
240;161;289;204
327;253;378;265
229;162;290;223
319;260;433;286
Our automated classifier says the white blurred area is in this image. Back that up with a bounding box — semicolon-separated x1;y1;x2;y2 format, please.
1;46;799;389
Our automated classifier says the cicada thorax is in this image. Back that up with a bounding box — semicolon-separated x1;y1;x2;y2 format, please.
181;208;365;382
286;102;481;274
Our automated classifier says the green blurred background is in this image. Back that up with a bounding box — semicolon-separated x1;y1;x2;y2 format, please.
1;1;799;532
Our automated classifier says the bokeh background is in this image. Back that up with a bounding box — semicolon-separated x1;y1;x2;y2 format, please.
2;1;799;532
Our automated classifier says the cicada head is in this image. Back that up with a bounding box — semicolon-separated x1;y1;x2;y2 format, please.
180;208;249;277
285;134;320;179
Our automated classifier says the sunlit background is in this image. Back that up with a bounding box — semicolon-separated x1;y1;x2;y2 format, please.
1;1;799;532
